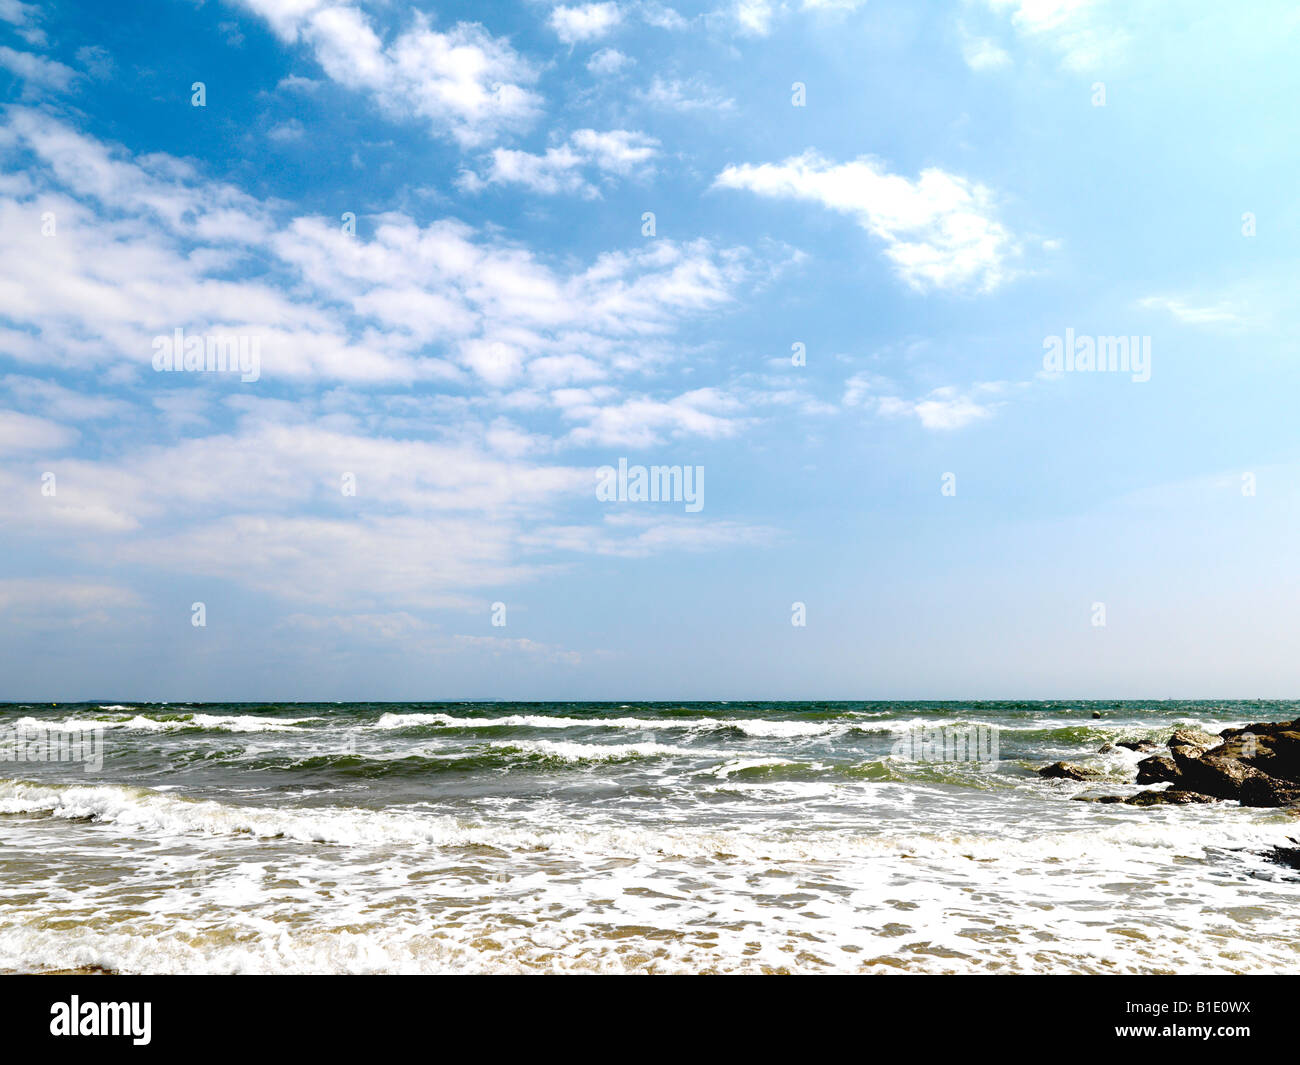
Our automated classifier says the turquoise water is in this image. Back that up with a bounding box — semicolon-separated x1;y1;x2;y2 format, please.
1;700;1298;973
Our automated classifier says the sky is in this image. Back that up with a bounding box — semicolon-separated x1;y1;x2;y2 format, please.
1;0;1299;701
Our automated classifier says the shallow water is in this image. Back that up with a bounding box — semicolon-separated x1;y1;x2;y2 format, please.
1;700;1297;973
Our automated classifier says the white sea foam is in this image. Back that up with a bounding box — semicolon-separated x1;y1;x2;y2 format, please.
2;777;1292;864
487;739;701;763
373;711;900;738
2;781;1297;975
708;757;797;777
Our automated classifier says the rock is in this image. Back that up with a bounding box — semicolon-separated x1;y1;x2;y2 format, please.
1124;789;1218;806
1264;839;1300;869
1170;746;1265;801
1117;740;1157;752
1092;711;1102;719
1136;755;1179;785
1038;761;1097;781
1098;742;1115;753
1239;774;1300;808
1168;728;1216;751
1219;717;1300;740
1104;716;1300;812
1072;794;1125;803
1223;729;1300;785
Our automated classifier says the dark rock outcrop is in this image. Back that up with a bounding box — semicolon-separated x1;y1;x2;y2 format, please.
1117;740;1157;752
1135;755;1178;785
1264;839;1300;869
1084;717;1300;808
1240;775;1300;808
1038;761;1097;781
1124;789;1217;807
1170;746;1266;801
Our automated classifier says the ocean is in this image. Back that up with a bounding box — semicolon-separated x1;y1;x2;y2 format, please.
1;700;1297;974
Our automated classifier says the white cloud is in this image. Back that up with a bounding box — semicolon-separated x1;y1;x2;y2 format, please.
639;75;735;113
1138;295;1243;326
1;375;131;421
714;152;1018;292
556;387;746;446
720;0;864;36
276;73;322;93
569;128;659;173
549;2;624;44
237;2;541;146
461;128;659;197
732;0;775;35
961;34;1011;70
587;47;633;75
120;513;547;611
639;2;688;29
463;142;589;196
0;110;760;392
899;389;997;430
0;406;775;606
0;0;46;45
74;45;114;80
844;375;1012;430
266;118;306;142
0;44;76;90
0;409;78;453
982;0;1126;70
0;97;794;621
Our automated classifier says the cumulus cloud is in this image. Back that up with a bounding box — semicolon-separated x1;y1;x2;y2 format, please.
0;105;789;620
237;1;542;146
714;152;1019;292
0;109;761;393
459;128;659;197
548;2;625;43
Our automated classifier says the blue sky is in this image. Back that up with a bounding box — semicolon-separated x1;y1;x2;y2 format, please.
2;0;1299;700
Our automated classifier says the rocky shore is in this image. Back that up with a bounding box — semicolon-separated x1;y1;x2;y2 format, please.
1038;716;1300;807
